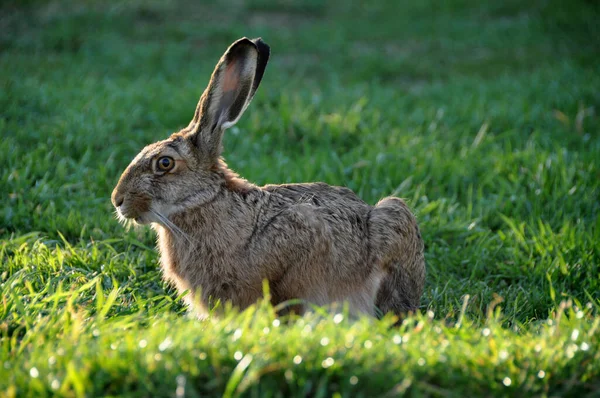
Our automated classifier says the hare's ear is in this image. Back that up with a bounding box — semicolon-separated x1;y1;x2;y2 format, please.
188;37;270;159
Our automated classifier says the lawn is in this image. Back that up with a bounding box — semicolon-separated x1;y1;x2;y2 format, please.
1;0;599;396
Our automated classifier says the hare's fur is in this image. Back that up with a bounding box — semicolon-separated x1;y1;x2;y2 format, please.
112;38;425;318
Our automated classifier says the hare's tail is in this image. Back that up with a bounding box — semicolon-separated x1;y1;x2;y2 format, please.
368;197;425;316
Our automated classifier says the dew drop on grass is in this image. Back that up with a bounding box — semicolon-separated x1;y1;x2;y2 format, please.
30;367;39;378
572;343;579;352
537;370;545;378
232;329;242;341
322;357;335;368
234;351;243;361
293;355;302;365
139;339;147;348
333;313;344;324
320;337;330;346
159;337;173;352
502;377;511;386
566;344;578;359
350;376;358;385
393;335;402;344
566;348;575;359
571;329;579;341
581;342;589;351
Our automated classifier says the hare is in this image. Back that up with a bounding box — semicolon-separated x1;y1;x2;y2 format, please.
112;37;425;318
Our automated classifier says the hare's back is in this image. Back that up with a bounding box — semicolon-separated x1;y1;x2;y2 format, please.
262;182;375;283
263;182;371;210
263;182;367;208
263;181;371;237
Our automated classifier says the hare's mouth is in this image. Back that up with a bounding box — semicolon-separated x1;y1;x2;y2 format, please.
130;212;152;225
134;215;150;224
116;206;152;225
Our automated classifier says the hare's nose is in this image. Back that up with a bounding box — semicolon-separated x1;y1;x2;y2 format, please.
112;190;125;208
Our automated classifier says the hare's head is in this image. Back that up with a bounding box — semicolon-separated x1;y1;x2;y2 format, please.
111;38;269;224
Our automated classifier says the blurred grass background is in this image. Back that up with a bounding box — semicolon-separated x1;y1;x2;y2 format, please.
1;0;599;396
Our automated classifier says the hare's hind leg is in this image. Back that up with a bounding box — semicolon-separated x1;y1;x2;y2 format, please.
368;197;425;316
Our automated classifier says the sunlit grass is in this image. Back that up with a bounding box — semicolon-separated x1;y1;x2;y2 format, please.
2;235;599;396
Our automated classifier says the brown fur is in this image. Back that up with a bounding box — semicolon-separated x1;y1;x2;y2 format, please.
111;38;425;318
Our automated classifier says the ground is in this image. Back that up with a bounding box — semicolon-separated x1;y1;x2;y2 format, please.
1;0;599;396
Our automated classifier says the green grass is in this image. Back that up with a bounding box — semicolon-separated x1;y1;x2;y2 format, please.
1;0;599;396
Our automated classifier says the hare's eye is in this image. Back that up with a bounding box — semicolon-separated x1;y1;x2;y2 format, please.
156;156;175;172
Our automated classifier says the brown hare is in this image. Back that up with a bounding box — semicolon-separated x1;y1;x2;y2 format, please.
112;37;425;318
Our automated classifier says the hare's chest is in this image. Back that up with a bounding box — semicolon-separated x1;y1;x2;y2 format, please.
180;253;264;310
157;229;263;307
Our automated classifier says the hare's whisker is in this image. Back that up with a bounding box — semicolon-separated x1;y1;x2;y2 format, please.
150;209;193;245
